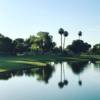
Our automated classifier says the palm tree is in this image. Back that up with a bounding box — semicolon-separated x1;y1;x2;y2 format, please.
58;28;64;52
63;31;68;49
78;31;82;40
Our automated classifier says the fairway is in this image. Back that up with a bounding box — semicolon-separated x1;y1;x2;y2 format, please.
0;54;100;72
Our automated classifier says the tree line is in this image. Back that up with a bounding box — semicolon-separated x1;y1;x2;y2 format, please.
0;28;99;56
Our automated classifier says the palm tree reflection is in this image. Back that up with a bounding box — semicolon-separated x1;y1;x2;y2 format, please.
58;62;68;89
58;62;64;88
78;74;82;86
0;61;90;88
63;63;68;86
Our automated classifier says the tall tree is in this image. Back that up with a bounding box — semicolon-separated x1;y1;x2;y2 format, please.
0;35;13;55
13;38;27;54
63;31;68;49
67;40;91;54
37;32;56;52
58;28;64;52
92;43;100;54
78;31;82;40
26;35;39;51
27;32;56;52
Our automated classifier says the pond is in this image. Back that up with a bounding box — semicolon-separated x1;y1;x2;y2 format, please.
0;61;100;100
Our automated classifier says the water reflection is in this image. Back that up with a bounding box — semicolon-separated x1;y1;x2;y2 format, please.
0;65;55;84
67;61;89;86
93;63;100;72
34;65;55;83
0;61;100;89
58;62;68;89
1;62;100;100
67;61;89;74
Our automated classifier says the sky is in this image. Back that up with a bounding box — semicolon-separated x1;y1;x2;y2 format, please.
0;0;100;46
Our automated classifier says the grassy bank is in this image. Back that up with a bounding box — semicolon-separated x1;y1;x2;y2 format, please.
0;54;100;72
0;55;48;72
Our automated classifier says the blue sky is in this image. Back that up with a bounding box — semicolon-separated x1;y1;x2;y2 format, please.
0;0;100;46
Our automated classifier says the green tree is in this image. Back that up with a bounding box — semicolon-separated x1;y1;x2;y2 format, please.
26;32;56;52
37;32;56;52
92;43;100;54
13;38;27;54
58;28;64;52
78;31;82;40
26;35;38;51
0;35;13;55
0;33;4;38
67;40;91;54
63;31;68;49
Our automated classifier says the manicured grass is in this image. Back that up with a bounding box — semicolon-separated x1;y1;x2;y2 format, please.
0;54;100;72
8;60;46;66
0;55;48;72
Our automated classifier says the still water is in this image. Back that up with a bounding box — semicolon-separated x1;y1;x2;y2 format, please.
0;61;100;100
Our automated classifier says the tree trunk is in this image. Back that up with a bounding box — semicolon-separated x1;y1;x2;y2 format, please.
63;37;66;50
60;63;63;82
61;35;62;52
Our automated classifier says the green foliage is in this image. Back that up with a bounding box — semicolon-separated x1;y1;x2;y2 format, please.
0;34;13;55
58;28;64;35
67;40;91;54
37;32;55;51
63;31;68;49
58;28;69;52
13;38;28;54
64;31;68;37
27;32;56;52
0;30;98;57
78;31;82;37
92;43;100;54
